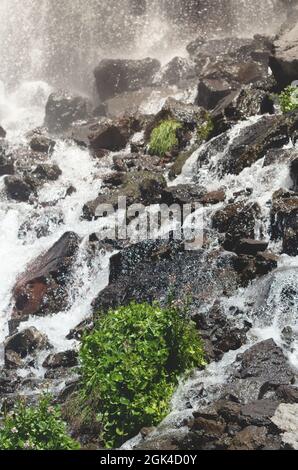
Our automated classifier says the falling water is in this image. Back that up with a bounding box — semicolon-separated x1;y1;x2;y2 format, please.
0;0;287;92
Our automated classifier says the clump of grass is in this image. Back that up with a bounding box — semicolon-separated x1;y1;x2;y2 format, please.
148;119;182;157
197;113;214;141
275;85;298;113
79;301;205;448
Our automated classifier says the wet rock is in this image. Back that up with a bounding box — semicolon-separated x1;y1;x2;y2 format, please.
0;125;6;138
271;404;298;450
4;327;50;360
0;145;14;176
194;303;249;361
196;79;232;110
32;163;62;181
270;22;298;88
168;149;194;180
212;85;274;135
161;184;206;206
44;90;91;133
112;153;162;174
263;148;296;167
199;190;226;206
0;368;19;394
275;385;298;404
94;58;161;101
82;171;167;219
88;116;142;153
219;114;292;175
66;318;94;340
29;134;56;154
213;201;260;251
239;400;280;428
92;240;239;316
232;339;295;392
4;350;24;369
235;238;269;256
155;56;195;86
43;350;78;369
188;36;272;77
290;157;298;192
11;232;80;324
4;175;35;202
270;189;298;255
228;426;269;450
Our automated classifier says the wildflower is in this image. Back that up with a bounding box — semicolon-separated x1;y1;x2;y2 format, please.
11;427;18;434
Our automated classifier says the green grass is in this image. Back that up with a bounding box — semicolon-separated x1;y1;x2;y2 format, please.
148;120;182;157
79;302;205;448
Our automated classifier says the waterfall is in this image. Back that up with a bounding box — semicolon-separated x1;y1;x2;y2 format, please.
0;0;286;92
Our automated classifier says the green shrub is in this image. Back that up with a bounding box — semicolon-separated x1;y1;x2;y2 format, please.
79;302;205;448
148;120;182;156
197;113;214;141
276;86;298;113
0;395;80;450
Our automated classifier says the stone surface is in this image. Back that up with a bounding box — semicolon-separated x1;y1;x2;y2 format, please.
94;58;161;101
11;232;80;323
271;403;298;450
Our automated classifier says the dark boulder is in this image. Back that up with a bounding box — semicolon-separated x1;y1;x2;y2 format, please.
156;56;196;86
82;171;167;220
196;79;232;110
11;232;80;324
0;142;14;176
161;184;207;206
211;85;275;135
94;58;161;101
228;426;271;450
92;240;239;316
44;90;91;134
270;189;298;255
270;22;298;88
218;114;293;175
32;164;62;181
4;175;35;202
5;327;50;360
29;134;56;154
212;201;260;251
235;239;269;256
234;339;295;392
0;125;6;138
42;350;78;369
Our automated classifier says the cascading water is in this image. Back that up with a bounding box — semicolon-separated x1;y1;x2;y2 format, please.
0;0;297;450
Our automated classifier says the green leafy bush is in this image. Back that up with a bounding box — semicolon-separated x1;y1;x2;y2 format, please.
276;86;298;113
0;395;80;450
148;119;182;156
197;113;214;141
79;302;205;448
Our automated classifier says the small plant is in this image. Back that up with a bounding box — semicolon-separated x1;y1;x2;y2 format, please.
148;119;182;157
197;113;214;141
276;85;298;113
79;302;205;448
0;395;80;450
